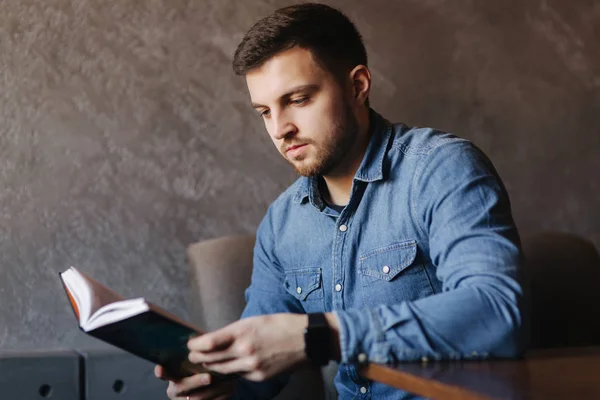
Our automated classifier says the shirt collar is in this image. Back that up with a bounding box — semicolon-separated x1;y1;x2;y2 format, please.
293;108;393;206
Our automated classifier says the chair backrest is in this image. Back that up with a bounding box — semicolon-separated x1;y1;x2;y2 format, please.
522;231;600;349
187;234;256;331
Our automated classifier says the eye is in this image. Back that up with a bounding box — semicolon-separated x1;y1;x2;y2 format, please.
260;109;271;118
290;97;308;105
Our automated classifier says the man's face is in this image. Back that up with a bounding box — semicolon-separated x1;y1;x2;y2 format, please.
246;47;358;177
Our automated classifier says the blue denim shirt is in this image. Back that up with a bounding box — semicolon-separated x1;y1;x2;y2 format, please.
237;109;525;399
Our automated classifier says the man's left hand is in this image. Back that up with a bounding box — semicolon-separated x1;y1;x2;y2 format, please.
187;313;309;382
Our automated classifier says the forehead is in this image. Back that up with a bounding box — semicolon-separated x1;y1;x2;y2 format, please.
245;47;331;104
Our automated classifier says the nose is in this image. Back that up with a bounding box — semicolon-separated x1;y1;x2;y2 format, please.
271;112;297;141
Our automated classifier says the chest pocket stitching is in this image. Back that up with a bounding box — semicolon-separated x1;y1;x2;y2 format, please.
283;268;323;301
359;240;418;281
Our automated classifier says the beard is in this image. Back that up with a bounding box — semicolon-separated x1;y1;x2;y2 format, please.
282;103;359;177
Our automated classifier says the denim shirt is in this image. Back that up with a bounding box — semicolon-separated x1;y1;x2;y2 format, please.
237;109;525;399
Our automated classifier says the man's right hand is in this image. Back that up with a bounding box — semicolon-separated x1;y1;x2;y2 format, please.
154;365;236;400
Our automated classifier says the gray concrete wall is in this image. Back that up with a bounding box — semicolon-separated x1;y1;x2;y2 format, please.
0;0;598;350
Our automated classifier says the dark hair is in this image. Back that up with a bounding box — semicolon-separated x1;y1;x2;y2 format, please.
232;3;367;80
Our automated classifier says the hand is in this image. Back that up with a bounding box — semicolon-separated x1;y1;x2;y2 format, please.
154;365;236;400
187;313;309;381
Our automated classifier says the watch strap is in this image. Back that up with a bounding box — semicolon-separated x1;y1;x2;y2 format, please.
304;313;330;366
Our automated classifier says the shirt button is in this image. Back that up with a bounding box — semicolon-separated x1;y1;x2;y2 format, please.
360;386;367;394
296;287;302;294
339;224;348;232
335;284;342;292
382;265;390;274
357;353;367;363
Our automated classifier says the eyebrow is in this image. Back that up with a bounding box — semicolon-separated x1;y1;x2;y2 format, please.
251;84;319;109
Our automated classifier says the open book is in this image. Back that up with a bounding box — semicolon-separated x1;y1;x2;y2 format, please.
60;266;209;378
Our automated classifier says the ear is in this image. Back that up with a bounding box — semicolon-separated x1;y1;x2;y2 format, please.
349;65;371;106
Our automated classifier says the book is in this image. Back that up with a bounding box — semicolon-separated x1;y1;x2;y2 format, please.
59;266;209;378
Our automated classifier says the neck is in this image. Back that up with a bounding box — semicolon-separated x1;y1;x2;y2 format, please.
321;108;371;206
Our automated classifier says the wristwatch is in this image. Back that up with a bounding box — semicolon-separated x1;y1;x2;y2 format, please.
304;313;331;366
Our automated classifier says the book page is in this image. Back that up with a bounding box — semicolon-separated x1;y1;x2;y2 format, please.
82;270;126;318
85;298;149;331
61;267;127;325
61;268;93;324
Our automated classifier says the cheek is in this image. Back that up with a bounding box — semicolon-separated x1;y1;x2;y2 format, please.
298;108;329;136
309;96;345;137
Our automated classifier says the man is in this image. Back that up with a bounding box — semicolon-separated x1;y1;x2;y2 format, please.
156;3;525;399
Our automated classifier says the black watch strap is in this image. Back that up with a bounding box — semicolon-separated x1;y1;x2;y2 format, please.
304;313;330;366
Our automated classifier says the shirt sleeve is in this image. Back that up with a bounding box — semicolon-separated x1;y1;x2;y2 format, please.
335;139;527;364
232;207;306;399
241;207;305;318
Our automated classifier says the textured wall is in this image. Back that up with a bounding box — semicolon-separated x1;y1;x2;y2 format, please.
0;0;598;350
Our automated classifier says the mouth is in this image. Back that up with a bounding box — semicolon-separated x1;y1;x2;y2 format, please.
285;143;308;158
286;144;307;153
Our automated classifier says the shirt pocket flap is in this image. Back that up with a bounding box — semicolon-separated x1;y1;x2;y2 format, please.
359;240;418;281
284;268;323;301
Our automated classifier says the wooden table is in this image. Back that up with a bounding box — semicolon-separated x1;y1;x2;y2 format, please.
359;347;600;399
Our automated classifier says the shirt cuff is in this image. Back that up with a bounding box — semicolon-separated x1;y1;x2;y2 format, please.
334;307;388;364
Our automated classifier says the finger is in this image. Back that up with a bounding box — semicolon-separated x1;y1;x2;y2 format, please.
155;364;183;382
188;330;236;353
166;381;179;399
204;356;258;376
154;365;164;379
241;370;270;382
172;373;214;397
190;333;260;365
155;365;178;381
189;348;236;364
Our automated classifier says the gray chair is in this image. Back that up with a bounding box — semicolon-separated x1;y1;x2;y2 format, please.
187;235;337;400
521;231;600;349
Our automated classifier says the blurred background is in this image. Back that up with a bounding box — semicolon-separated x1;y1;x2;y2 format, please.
0;0;598;350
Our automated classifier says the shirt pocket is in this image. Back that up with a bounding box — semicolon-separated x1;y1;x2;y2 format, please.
359;240;434;308
283;267;324;313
